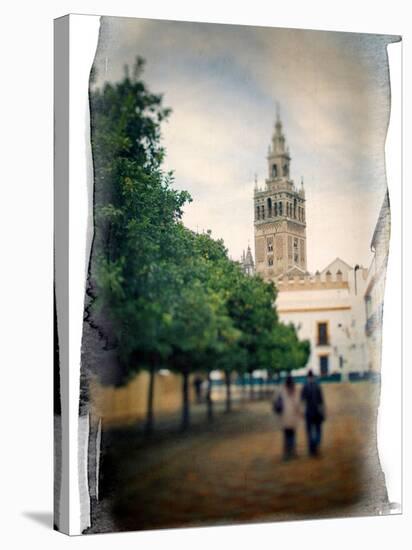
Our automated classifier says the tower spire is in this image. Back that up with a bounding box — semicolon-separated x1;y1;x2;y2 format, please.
268;102;290;180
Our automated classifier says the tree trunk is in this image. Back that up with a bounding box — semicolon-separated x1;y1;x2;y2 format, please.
207;371;213;422
181;369;190;431
249;372;255;400
258;376;264;400
144;364;155;436
225;371;232;413
240;372;247;401
267;371;274;397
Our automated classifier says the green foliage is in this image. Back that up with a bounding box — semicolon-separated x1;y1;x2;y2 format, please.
262;322;311;374
88;58;191;377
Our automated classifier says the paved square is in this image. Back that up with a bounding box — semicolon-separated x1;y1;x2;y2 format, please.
90;381;388;533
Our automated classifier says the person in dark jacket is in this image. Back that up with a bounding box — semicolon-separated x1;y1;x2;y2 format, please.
301;369;325;456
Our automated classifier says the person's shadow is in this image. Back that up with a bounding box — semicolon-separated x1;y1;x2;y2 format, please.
23;512;53;529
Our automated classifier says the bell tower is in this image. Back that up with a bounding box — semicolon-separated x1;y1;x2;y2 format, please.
254;108;307;281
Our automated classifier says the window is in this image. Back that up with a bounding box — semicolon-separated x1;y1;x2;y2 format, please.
267;197;272;217
261;205;265;219
317;322;329;346
300;240;305;264
274;202;278;217
319;355;329;376
272;164;277;177
256;206;260;220
268;257;274;266
283;164;288;177
293;237;298;262
267;239;273;252
279;202;283;216
276;236;283;259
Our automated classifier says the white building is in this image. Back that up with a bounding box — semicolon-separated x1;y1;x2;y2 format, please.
276;259;368;376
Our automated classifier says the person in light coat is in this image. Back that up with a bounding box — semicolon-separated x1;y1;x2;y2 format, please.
278;374;302;460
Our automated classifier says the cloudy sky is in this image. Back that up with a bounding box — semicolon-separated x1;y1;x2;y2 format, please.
93;18;398;271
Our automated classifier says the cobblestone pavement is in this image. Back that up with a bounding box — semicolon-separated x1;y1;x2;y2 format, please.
87;382;388;534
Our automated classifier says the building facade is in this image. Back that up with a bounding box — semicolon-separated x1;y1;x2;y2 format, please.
364;191;391;372
254;113;307;280
245;113;370;376
276;259;368;376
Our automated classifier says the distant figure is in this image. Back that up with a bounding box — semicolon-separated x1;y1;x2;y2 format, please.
301;370;325;456
193;376;203;403
274;374;301;460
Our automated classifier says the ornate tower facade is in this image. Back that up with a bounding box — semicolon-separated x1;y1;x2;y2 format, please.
254;112;307;281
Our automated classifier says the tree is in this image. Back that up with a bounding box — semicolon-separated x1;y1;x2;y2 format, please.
188;232;245;414
264;322;311;377
223;269;277;399
164;228;236;428
84;57;191;436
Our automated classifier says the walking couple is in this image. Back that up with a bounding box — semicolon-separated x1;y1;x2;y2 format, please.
273;370;325;460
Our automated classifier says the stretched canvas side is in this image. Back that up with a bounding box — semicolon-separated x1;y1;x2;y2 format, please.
54;14;100;535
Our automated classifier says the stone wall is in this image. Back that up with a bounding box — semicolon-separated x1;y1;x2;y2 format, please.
89;371;196;426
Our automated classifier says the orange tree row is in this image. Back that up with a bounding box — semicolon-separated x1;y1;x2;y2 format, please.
82;58;310;434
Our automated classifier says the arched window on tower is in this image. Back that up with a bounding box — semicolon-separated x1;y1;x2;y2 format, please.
272;164;277;178
283;164;289;177
294;198;297;219
274;202;278;217
267;197;272;217
261;205;265;219
256;205;260;220
279;201;283;216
